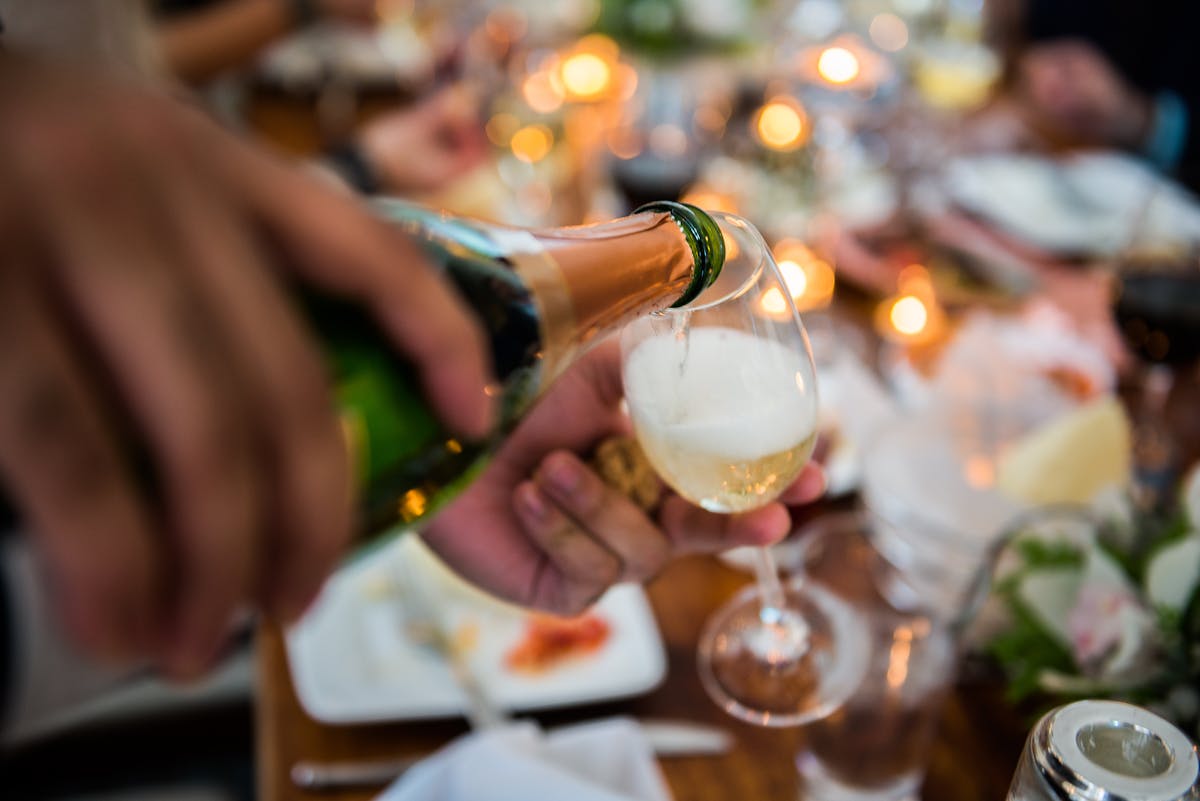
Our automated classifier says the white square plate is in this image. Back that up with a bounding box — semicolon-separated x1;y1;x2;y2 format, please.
286;535;667;724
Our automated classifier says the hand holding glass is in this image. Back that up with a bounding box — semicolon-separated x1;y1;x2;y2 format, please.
621;212;863;726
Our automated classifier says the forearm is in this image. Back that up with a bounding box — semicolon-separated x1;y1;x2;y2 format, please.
158;0;297;83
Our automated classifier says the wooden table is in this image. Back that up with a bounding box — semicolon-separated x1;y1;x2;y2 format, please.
256;550;1031;801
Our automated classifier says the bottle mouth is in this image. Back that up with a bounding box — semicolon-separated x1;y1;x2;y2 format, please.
656;211;767;315
1038;700;1200;801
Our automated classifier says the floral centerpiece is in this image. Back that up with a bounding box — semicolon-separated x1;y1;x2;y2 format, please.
977;470;1200;738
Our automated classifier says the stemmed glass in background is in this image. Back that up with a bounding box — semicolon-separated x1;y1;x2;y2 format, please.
621;212;867;726
1110;182;1200;507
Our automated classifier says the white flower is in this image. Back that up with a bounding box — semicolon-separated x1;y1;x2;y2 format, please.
1145;534;1200;612
1066;582;1160;684
1017;542;1161;688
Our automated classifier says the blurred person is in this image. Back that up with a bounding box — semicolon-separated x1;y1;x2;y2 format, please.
157;0;377;84
0;0;826;746
320;87;490;196
985;0;1200;190
153;1;490;200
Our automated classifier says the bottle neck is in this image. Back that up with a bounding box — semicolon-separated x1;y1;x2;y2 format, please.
533;211;697;345
498;203;723;387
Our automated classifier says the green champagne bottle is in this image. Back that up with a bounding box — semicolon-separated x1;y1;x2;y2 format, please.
307;200;726;537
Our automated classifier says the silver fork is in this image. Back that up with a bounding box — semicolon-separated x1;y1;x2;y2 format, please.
392;550;510;731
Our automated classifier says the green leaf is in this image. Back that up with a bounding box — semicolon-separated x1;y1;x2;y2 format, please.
987;596;1076;702
1014;537;1085;570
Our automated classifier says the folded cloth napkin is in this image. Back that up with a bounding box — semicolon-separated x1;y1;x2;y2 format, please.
376;717;674;801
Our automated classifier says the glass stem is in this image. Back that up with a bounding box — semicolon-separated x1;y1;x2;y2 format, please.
753;546;787;625
1132;363;1177;511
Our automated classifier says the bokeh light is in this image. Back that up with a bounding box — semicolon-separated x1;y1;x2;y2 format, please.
522;68;564;114
760;287;790;317
755;98;808;152
679;186;739;213
560;52;611;100
869;13;909;52
485;112;520;147
773;239;836;310
606;125;642;159
778;259;809;300
510;124;554;163
889;295;929;336
817;46;861;85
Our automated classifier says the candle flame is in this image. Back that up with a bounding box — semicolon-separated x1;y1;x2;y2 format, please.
779;260;809;299
818;46;861;85
886;627;913;689
560;52;611;100
761;287;790;316
889;295;928;336
755;98;808;152
773;240;836;310
510;125;554;163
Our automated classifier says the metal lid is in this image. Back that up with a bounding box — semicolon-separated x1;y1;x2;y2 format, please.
1034;700;1200;801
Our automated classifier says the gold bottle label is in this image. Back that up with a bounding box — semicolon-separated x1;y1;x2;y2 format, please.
488;228;579;390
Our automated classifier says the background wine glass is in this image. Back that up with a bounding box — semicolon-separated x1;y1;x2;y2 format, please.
1112;266;1200;506
1110;181;1200;507
621;211;866;726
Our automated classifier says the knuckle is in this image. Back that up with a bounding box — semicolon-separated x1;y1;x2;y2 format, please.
559;584;607;617
280;354;337;436
34;127;115;200
623;543;669;582
591;551;622;586
13;375;121;504
171;400;251;502
113;101;183;153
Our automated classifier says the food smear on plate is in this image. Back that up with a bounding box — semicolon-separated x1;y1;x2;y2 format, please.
505;613;611;674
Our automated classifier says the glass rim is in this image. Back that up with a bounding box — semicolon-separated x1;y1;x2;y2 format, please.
656;211;767;315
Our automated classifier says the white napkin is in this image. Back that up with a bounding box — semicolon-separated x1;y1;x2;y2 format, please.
376;717;674;801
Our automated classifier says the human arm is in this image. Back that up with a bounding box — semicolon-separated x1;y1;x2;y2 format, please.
157;0;376;83
324;88;488;195
0;56;493;678
1018;40;1154;151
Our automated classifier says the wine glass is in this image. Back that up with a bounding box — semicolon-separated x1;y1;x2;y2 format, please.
1112;265;1200;506
621;211;868;726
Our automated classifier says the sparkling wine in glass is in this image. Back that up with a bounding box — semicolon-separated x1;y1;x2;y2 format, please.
621;211;868;726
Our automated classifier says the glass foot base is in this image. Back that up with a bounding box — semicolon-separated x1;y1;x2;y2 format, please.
796;750;923;801
697;582;868;727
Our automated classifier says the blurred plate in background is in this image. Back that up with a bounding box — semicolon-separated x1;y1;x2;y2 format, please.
942;153;1200;258
286;536;666;724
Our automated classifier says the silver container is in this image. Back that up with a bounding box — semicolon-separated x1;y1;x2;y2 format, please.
1008;700;1200;801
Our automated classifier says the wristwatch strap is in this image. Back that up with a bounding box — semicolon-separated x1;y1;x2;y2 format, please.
288;0;318;27
324;142;383;195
